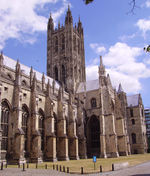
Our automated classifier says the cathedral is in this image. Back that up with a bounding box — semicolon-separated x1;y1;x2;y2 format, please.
0;7;147;164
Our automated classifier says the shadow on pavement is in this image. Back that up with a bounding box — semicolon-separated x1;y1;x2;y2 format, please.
132;174;150;176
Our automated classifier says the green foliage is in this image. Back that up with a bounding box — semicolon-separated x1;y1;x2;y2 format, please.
83;0;94;4
144;45;150;53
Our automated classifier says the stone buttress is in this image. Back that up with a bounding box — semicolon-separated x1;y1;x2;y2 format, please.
30;73;42;163
57;86;69;160
44;80;57;161
11;61;25;164
99;56;119;158
68;92;79;160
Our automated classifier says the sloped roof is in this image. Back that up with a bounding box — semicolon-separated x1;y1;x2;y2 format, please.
77;79;99;93
3;55;60;89
127;94;139;107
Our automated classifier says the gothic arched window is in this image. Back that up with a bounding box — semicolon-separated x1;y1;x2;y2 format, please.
54;66;58;81
53;112;57;136
54;36;58;53
38;109;45;151
132;133;136;144
62;65;66;84
61;34;65;51
22;105;29;152
1;101;10;150
131;119;135;125
73;35;76;51
78;39;80;54
91;98;97;108
130;108;133;117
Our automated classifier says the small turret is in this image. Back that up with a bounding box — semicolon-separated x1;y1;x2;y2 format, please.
42;73;45;90
30;66;33;87
32;72;37;91
0;51;4;67
48;13;54;31
15;60;21;87
99;56;106;77
107;74;112;87
78;16;82;34
65;5;73;25
118;83;124;93
47;79;51;97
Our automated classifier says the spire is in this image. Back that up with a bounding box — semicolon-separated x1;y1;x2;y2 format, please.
42;72;45;90
118;83;124;93
78;16;82;33
99;56;106;76
48;12;54;31
0;51;4;67
65;4;73;25
16;60;21;73
30;66;33;87
47;79;51;96
58;21;60;29
32;72;37;91
107;74;112;87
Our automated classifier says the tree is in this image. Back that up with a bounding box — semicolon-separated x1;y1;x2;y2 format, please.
83;0;137;13
83;0;94;4
144;45;150;53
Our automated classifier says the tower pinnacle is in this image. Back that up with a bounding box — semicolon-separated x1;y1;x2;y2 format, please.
65;5;73;25
99;56;106;76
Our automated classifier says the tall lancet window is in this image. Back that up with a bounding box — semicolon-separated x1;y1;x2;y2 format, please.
73;35;76;51
91;98;97;108
78;39;80;54
54;36;58;53
38;109;45;151
62;65;66;84
54;66;58;81
22;105;29;152
1;101;10;150
61;34;65;51
132;133;136;144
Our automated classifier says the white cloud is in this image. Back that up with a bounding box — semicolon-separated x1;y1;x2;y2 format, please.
119;33;136;42
146;0;150;7
0;0;69;50
90;43;106;54
136;18;150;36
86;42;150;94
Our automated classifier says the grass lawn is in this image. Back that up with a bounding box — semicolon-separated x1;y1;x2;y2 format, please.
6;153;150;174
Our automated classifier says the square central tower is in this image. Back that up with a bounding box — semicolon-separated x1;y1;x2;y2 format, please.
47;7;86;93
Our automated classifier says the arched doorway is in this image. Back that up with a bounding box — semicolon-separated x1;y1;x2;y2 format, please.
86;115;100;157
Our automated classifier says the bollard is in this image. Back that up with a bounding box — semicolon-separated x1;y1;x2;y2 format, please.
100;165;102;172
63;166;65;172
18;163;20;168
36;163;38;169
5;163;7;168
81;167;84;174
22;163;25;171
56;165;58;171
27;163;29;169
67;167;69;173
60;165;62;172
45;164;47;169
1;162;3;170
112;163;114;171
53;164;55;170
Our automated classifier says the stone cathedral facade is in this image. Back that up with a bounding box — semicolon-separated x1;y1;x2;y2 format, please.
0;8;147;164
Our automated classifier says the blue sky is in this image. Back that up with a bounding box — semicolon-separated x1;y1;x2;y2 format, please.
0;0;150;107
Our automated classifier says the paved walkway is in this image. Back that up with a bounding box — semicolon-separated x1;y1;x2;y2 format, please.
0;162;150;176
